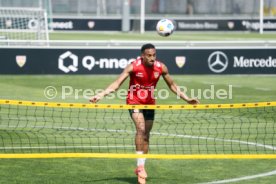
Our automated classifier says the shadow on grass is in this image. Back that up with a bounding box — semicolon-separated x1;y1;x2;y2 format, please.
82;176;184;184
82;177;137;183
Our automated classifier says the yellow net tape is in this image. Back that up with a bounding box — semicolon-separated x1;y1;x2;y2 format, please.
1;99;276;109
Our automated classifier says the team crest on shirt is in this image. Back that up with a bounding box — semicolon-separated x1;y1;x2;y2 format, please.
154;72;159;78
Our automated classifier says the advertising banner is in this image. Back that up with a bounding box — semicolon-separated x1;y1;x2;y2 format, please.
2;17;276;31
146;19;276;31
50;18;276;31
50;18;122;31
0;48;275;74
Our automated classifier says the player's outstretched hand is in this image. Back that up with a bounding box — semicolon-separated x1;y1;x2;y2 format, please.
89;95;101;103
186;98;200;105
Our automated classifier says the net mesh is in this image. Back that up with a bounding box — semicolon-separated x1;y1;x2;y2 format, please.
0;100;275;155
0;7;48;41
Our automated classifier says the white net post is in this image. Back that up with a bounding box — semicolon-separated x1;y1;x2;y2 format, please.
140;0;145;34
259;0;264;34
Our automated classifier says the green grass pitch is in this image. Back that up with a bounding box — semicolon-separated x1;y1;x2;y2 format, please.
0;32;276;184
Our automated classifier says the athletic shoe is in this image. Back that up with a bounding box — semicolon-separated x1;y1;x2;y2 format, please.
135;165;147;184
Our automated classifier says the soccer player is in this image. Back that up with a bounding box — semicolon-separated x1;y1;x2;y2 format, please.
90;43;199;184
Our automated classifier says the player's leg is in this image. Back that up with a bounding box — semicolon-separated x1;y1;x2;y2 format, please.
143;119;153;153
129;109;147;152
135;118;152;183
129;109;148;184
129;109;147;167
135;110;155;184
143;109;155;154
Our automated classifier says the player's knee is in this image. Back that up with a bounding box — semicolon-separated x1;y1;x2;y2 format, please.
136;123;146;131
136;128;146;136
144;133;150;142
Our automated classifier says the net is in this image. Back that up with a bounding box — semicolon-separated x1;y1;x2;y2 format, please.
0;100;275;158
0;7;49;44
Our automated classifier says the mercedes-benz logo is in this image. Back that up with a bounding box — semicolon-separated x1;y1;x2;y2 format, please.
208;51;228;73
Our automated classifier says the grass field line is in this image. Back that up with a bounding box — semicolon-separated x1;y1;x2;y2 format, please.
151;132;276;151
200;169;276;184
254;87;272;91
1;125;275;152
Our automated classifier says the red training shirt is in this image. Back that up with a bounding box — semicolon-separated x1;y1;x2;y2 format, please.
126;58;163;105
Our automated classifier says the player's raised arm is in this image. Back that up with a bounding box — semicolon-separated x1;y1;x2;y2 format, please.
90;64;133;103
161;63;199;105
